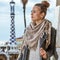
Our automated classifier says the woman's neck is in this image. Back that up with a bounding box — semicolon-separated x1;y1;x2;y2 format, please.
35;19;44;25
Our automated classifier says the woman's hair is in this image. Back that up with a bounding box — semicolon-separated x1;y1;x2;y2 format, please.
34;1;50;18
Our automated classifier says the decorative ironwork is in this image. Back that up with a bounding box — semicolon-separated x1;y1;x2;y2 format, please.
10;0;16;45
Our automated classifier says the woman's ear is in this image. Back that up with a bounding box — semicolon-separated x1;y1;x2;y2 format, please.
41;12;45;19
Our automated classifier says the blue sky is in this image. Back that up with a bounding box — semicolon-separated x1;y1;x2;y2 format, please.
0;0;57;41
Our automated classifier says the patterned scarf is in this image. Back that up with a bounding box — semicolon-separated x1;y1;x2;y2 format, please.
23;19;52;50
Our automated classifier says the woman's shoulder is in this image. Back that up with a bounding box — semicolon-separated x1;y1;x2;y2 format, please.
44;19;52;25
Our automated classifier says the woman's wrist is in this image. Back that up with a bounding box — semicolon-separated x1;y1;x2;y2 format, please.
42;52;48;60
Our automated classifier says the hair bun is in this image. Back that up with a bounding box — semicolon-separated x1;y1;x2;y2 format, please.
41;1;50;8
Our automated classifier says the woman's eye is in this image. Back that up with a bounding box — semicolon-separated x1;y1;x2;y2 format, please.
31;10;36;13
33;11;36;13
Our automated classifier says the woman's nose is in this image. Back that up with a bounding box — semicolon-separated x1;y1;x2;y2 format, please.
31;10;33;15
31;12;33;15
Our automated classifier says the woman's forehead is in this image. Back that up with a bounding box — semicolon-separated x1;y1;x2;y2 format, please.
32;6;41;11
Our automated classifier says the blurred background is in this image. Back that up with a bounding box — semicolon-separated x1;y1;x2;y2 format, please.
0;0;56;42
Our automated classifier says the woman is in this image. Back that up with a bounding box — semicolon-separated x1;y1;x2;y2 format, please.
22;1;52;60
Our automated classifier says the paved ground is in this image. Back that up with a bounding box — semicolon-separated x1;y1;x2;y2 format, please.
56;48;60;60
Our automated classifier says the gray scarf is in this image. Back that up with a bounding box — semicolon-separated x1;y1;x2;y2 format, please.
23;19;52;50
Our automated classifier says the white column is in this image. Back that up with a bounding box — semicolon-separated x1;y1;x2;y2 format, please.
56;6;60;48
55;0;60;59
55;5;60;60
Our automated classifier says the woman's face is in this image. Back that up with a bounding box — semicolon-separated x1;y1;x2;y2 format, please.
31;6;44;22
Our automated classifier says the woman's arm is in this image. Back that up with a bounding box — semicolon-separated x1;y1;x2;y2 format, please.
40;21;52;60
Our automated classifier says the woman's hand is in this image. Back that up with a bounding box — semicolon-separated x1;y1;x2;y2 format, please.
40;48;47;59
